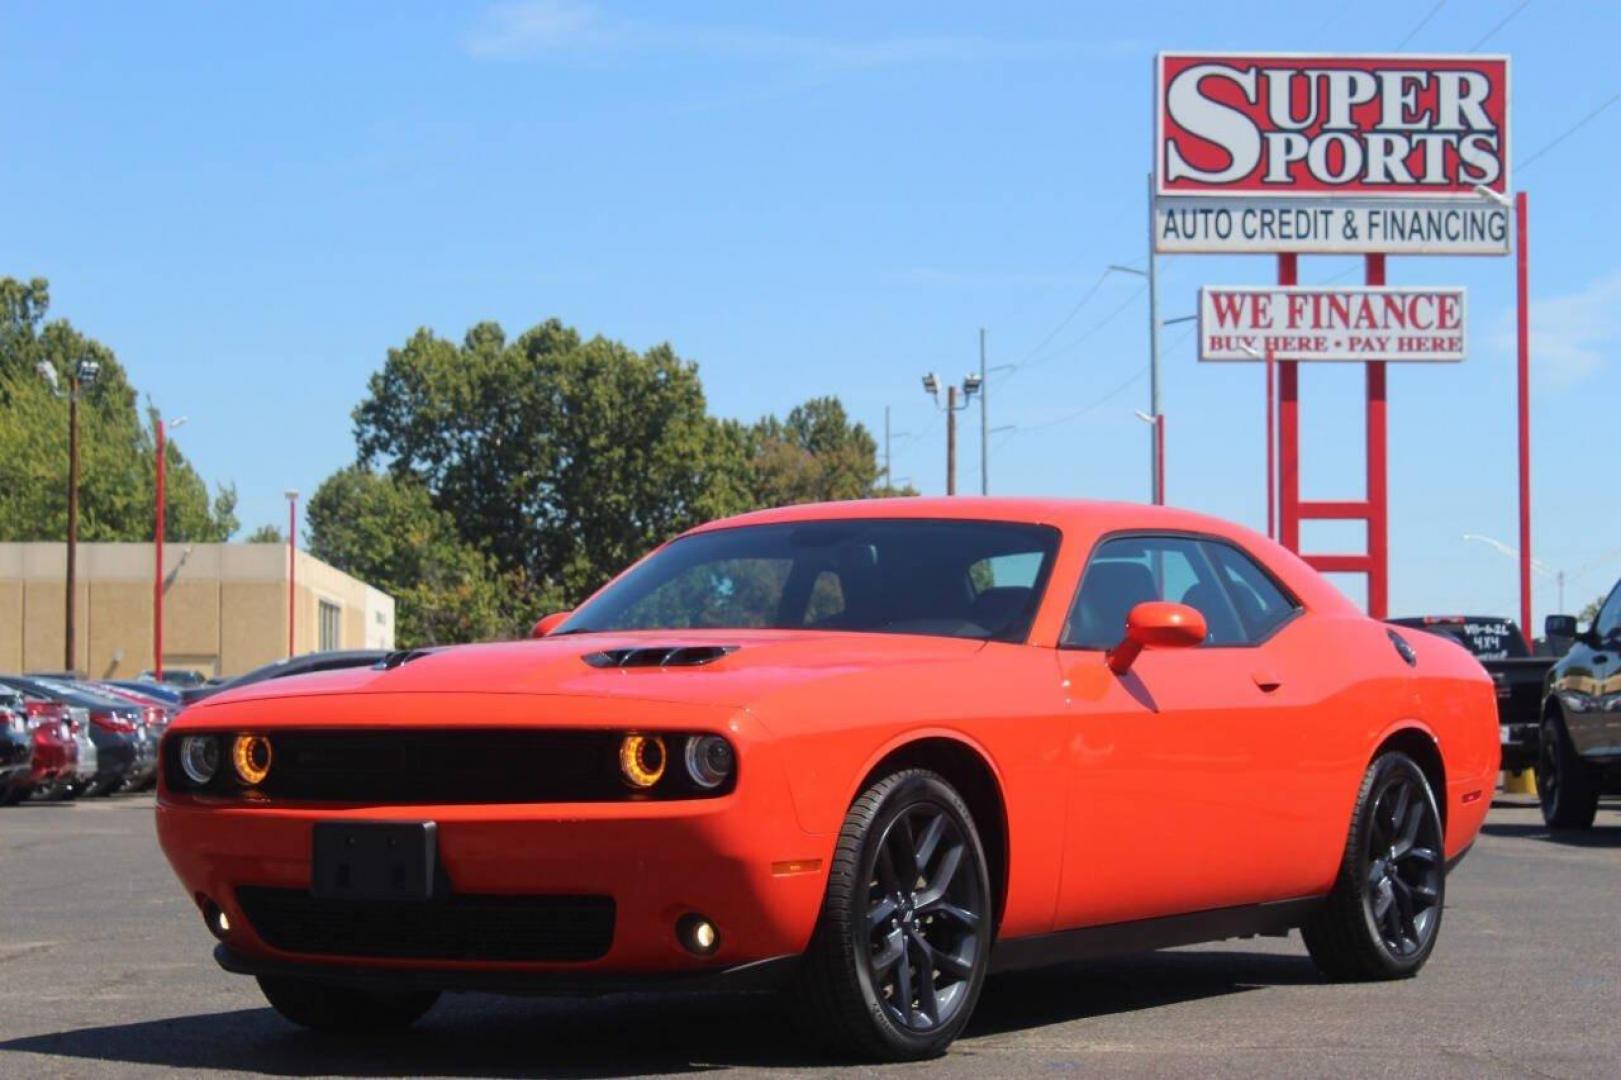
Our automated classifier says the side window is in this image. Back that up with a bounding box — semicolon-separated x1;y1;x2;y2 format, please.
1596;584;1621;641
1062;536;1245;648
1203;541;1300;642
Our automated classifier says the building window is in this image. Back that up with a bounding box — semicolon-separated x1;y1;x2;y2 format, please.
319;600;341;652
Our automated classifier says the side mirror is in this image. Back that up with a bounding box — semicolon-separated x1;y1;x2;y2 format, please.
1544;614;1578;641
531;611;572;639
1107;601;1207;675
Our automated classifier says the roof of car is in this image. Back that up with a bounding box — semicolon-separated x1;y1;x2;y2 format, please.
680;497;1357;616
687;497;1228;533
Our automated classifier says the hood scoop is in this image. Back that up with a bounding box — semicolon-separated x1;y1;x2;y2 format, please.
581;645;738;670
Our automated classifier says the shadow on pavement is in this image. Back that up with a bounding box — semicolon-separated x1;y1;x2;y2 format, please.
0;949;1320;1075
1480;820;1621;849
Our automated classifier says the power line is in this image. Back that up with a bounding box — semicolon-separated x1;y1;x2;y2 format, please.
1002;366;1149;440
1516;88;1621;172
1469;0;1530;50
1005;280;1150;387
1395;1;1447;49
1012;267;1115;367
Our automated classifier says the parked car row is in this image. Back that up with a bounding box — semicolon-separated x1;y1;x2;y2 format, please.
0;651;391;806
0;674;179;803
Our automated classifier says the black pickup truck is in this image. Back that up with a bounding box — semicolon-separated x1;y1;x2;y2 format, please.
1538;584;1621;829
1387;615;1553;771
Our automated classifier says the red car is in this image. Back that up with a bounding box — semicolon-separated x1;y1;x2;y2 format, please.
3;698;78;802
156;499;1497;1060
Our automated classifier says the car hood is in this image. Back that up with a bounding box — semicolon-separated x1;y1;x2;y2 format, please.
187;630;987;713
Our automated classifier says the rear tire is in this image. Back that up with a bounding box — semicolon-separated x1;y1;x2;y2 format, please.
1303;752;1445;981
1536;715;1599;830
256;976;439;1032
793;769;991;1062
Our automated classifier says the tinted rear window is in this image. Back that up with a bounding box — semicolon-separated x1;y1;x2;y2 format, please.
1390;618;1528;660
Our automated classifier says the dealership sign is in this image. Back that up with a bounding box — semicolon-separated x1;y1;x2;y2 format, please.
1155;53;1510;254
1197;286;1467;362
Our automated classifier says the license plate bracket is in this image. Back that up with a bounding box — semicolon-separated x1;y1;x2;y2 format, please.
311;821;437;902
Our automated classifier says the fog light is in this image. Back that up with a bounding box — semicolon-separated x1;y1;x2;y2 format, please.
232;734;272;786
619;734;666;789
676;913;720;956
202;900;231;940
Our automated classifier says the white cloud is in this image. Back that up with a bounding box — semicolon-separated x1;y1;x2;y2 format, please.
462;1;1126;66
1498;271;1621;388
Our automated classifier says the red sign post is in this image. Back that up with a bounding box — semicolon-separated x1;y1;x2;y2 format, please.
1155;53;1515;621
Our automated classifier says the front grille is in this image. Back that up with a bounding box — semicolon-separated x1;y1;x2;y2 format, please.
236;887;615;962
164;728;736;802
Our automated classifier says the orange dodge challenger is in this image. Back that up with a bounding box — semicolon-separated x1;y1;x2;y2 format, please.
156;498;1497;1060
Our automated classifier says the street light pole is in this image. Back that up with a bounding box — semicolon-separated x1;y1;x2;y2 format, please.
285;490;299;658
66;372;80;673
1515;191;1533;642
978;328;988;495
921;372;980;497
154;418;164;679
1146;171;1162;505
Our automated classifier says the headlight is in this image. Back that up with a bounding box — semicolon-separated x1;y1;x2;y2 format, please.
684;735;734;790
619;734;666;789
179;735;221;785
232;734;273;786
1559;691;1593;714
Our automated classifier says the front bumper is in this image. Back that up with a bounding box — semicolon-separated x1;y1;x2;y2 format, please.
156;778;830;983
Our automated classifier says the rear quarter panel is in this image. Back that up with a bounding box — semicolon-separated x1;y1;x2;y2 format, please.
1405;628;1500;856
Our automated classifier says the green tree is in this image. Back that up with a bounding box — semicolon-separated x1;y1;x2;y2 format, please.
244;524;284;543
0;277;237;542
352;320;754;605
748;396;886;506
306;465;520;645
322;316;897;643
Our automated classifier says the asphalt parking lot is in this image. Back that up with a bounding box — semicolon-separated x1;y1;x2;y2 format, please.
2;794;1617;1079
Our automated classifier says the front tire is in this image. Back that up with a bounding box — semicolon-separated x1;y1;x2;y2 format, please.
1303;752;1446;981
257;976;439;1032
1536;714;1599;830
795;769;992;1061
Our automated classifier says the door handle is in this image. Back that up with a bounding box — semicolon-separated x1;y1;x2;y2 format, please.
1251;669;1283;693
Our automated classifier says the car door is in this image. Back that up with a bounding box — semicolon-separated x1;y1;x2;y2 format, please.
1053;533;1317;929
1568;583;1621;755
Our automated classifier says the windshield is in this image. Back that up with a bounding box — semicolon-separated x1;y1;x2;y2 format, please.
560;518;1062;642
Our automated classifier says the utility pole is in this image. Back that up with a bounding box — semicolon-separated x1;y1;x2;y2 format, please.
946;385;958;496
38;357;99;673
978;328;988;495
1146;170;1163;505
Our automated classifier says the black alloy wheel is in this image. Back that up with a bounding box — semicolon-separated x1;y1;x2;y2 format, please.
1304;751;1446;980
1362;770;1444;958
864;803;985;1034
796;769;992;1061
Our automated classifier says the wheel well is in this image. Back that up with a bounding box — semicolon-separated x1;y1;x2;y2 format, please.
860;738;1009;934
1376;728;1448;828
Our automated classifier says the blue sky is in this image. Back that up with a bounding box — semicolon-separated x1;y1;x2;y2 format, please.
6;1;1620;625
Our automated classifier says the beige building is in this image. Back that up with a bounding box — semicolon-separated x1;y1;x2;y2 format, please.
0;542;394;679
